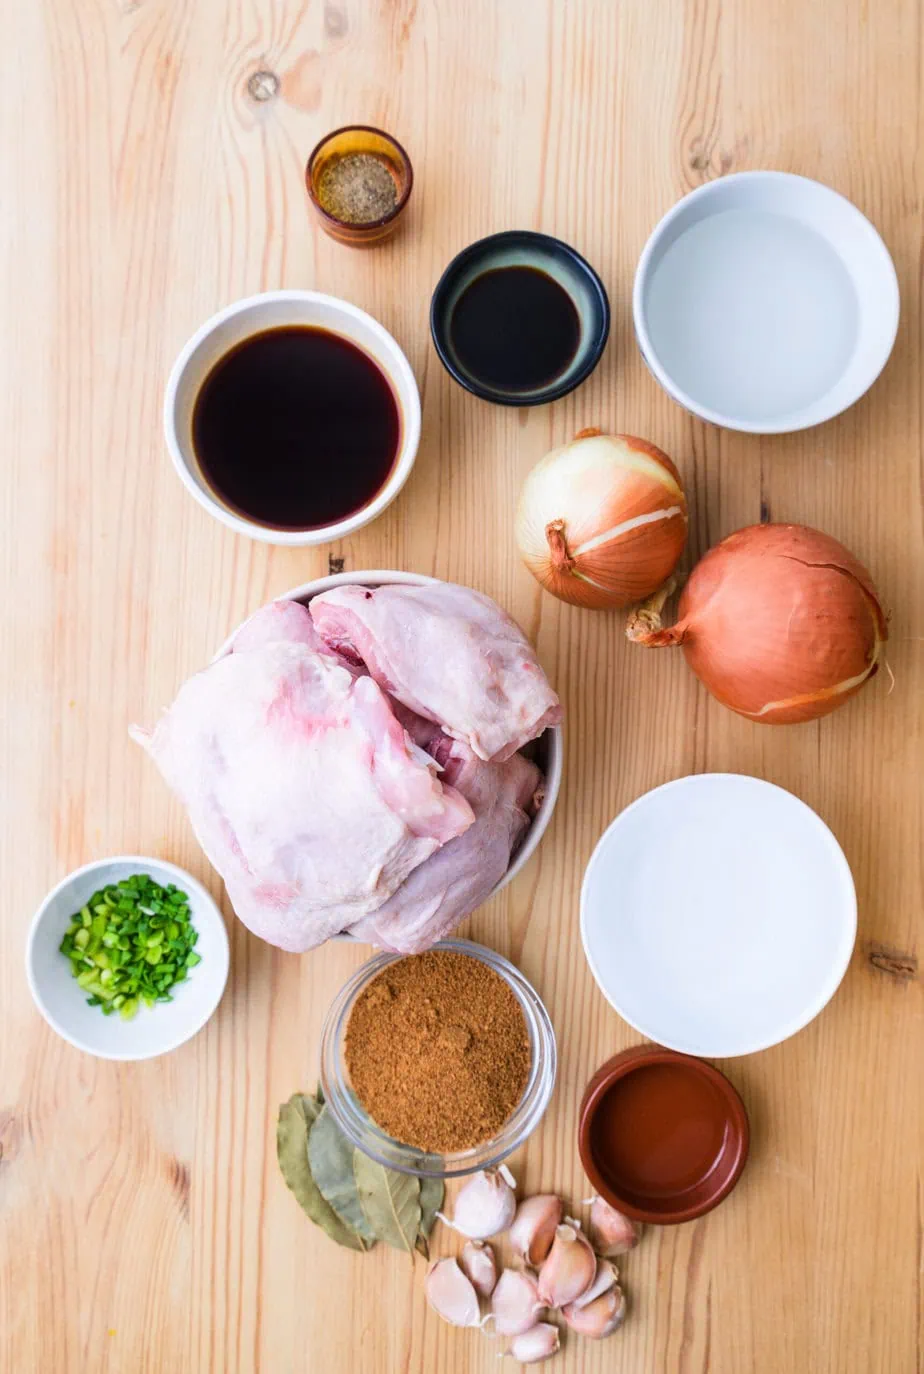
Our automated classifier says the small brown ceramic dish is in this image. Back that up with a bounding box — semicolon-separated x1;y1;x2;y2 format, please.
305;125;413;246
578;1045;749;1224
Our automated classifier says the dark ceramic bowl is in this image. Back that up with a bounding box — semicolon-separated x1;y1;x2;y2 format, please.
430;230;610;405
578;1045;749;1224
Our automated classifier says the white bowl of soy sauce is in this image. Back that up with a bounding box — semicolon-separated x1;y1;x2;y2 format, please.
164;290;421;544
430;231;610;405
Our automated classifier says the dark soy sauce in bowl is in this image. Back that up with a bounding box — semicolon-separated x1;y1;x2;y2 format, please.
448;266;581;393
192;326;400;531
431;232;609;406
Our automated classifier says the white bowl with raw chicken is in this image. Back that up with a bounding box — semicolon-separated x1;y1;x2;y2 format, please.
217;571;562;895
134;572;563;956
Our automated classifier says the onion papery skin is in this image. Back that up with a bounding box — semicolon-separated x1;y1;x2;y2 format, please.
515;431;688;609
628;523;888;724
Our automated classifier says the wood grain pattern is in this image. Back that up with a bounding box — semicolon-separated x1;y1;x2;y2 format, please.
1;1;922;1370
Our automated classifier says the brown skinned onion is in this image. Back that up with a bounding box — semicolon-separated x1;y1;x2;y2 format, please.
515;429;688;609
626;523;888;724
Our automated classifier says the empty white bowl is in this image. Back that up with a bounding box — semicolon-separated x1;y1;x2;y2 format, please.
216;570;563;907
580;774;857;1057
164;290;421;545
633;171;899;433
26;856;230;1061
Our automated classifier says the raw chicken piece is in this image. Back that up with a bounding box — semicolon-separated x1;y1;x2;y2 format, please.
231;599;360;676
310;582;562;762
348;735;543;952
131;643;474;951
231;599;324;653
387;697;445;752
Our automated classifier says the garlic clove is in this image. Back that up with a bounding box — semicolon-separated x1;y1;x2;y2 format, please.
490;1268;545;1336
573;1257;619;1309
536;1222;597;1307
562;1284;627;1338
508;1195;563;1266
588;1196;641;1256
439;1167;517;1239
504;1322;561;1364
424;1257;481;1327
459;1240;498;1298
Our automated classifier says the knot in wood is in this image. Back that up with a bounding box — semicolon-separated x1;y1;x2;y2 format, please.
247;70;279;103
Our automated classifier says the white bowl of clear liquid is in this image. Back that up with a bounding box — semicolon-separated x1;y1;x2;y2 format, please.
633;171;899;433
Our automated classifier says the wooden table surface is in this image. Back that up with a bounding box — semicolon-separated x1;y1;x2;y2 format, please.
3;1;922;1370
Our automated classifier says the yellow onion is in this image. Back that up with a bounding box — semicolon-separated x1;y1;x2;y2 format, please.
515;429;687;609
627;523;888;724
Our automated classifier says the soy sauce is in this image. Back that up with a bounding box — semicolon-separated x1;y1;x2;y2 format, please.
448;265;581;392
192;326;400;530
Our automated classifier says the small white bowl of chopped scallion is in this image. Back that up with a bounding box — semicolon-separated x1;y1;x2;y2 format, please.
26;856;229;1061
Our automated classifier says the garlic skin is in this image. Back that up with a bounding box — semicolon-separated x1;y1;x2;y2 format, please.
440;1166;517;1239
490;1268;545;1337
505;1322;561;1364
588;1195;641;1256
459;1240;497;1298
424;1257;481;1328
508;1195;563;1266
573;1257;619;1309
536;1222;597;1307
562;1284;627;1338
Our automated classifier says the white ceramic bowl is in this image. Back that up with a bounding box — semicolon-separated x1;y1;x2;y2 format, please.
216;570;563;904
580;774;857;1057
26;856;230;1061
164;290;421;544
633;171;899;433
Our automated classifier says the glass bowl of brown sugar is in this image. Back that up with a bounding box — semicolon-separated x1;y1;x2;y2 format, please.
319;940;557;1178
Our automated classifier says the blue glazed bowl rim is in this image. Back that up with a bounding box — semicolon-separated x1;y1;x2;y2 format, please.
430;230;610;406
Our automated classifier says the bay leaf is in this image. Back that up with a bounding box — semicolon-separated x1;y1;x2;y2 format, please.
416;1174;444;1259
307;1107;377;1249
276;1095;364;1252
298;1091;322;1128
353;1150;421;1255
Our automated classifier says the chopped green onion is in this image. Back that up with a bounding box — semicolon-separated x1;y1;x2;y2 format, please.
59;874;201;1019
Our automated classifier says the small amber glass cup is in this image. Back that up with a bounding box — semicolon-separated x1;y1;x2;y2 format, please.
305;125;413;247
319;939;557;1178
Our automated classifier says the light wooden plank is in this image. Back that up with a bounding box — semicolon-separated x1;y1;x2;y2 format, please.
1;0;921;1370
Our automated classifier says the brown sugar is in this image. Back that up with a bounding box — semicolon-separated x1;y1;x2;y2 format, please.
344;950;531;1154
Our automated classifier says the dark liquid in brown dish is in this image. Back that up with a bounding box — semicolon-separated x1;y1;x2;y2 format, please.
448;265;581;392
192;326;400;530
590;1064;728;1199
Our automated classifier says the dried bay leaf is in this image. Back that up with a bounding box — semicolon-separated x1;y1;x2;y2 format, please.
418;1174;444;1236
308;1106;377;1249
298;1091;322;1128
276;1094;364;1252
353;1150;421;1255
415;1175;445;1258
